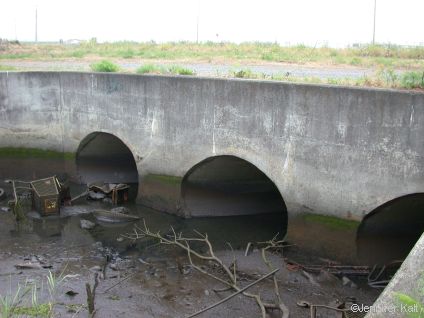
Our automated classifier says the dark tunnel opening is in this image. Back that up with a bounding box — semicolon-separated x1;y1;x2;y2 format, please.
357;193;424;265
181;156;287;238
76;132;139;200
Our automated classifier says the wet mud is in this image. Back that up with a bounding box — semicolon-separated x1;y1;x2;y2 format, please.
0;188;381;318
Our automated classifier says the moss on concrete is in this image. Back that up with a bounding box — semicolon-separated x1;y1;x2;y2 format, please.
302;213;359;230
0;147;75;160
144;174;182;186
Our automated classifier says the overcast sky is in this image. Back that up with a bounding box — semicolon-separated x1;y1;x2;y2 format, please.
0;0;423;47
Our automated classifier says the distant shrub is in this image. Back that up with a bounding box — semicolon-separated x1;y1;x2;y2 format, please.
90;60;119;72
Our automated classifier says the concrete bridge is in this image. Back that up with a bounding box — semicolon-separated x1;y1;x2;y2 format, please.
1;72;424;263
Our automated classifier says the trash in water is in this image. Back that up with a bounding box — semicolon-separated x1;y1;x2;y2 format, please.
6;176;69;217
92;209;140;224
14;262;42;270
80;219;96;230
31;176;61;216
88;183;130;205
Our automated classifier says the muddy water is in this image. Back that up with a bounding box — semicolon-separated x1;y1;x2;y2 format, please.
0;157;391;317
0;186;382;317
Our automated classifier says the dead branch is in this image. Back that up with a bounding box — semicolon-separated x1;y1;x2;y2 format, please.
86;273;99;317
186;268;278;318
124;220;290;318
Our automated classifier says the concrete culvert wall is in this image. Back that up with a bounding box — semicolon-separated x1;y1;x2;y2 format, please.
76;132;139;187
357;193;424;265
181;155;287;221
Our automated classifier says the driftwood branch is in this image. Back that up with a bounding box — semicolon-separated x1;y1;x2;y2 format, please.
124;220;290;318
186;268;279;318
86;273;99;317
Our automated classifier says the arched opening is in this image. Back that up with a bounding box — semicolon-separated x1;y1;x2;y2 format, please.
357;193;424;265
76;132;139;199
181;156;287;237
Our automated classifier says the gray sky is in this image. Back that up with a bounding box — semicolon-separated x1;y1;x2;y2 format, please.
1;0;423;47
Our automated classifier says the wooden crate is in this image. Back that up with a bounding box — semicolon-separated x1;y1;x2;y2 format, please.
31;177;60;216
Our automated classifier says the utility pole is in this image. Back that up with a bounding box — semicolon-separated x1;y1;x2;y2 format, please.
196;15;199;43
196;0;200;43
372;0;376;45
35;7;38;42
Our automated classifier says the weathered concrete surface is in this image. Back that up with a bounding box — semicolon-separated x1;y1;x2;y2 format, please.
1;72;424;224
366;232;424;318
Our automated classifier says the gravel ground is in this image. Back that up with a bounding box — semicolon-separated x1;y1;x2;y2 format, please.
1;59;375;79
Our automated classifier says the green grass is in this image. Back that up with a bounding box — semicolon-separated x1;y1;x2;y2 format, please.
168;65;195;75
136;64;167;74
1;41;424;69
137;64;195;76
227;67;424;90
394;293;424;318
90;60;119;72
0;64;16;71
13;303;52;317
302;213;359;230
401;71;424;89
0;147;75;160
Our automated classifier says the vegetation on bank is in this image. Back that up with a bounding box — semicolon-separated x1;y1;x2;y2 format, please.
0;64;16;71
0;41;423;90
0;270;66;318
137;63;195;75
1;41;424;69
90;60;119;72
394;276;424;318
0;147;75;160
231;68;424;90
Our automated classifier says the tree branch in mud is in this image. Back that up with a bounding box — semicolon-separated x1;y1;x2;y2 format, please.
124;220;289;318
86;273;99;317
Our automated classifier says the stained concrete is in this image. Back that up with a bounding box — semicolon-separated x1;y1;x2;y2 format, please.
1;72;424;224
366;232;424;318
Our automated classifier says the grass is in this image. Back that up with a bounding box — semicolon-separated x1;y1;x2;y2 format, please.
137;63;195;76
0;268;70;317
136;63;167;74
0;147;75;160
394;293;424;317
394;275;424;318
1;41;423;69
1;41;422;90
401;71;424;89
90;60;119;72
0;64;16;71
228;67;424;90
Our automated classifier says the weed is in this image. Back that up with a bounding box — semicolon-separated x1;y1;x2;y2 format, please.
0;268;70;317
394;293;424;318
378;67;398;87
231;69;261;79
90;60;119;72
136;64;166;74
168;65;195;75
137;64;195;76
0;64;16;71
401;71;424;89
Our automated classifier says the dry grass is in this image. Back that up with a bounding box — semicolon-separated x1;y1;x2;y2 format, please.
1;41;423;70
